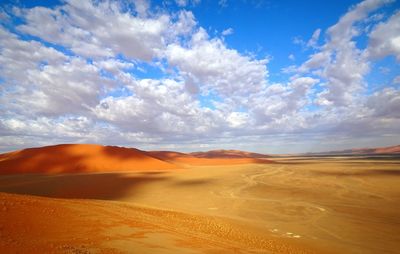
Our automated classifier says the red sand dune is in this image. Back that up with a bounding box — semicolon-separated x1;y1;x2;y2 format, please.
147;151;191;161
0;144;176;174
149;150;272;166
0;144;273;175
369;145;400;154
339;145;400;154
307;145;400;155
190;149;269;159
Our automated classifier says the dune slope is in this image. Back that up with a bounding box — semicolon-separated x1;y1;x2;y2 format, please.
0;192;318;254
148;150;272;166
306;144;400;155
190;149;269;158
0;144;176;174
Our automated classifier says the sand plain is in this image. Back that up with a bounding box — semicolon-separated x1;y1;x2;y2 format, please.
0;154;399;253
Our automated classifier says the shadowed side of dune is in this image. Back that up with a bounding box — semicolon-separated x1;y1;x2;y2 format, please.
0;144;176;174
0;172;170;200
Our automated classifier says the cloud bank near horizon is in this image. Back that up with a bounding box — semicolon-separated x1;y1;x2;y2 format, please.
0;0;399;153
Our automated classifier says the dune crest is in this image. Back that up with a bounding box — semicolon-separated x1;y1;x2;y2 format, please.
0;144;274;175
190;149;269;158
148;150;272;165
0;144;176;174
306;144;400;155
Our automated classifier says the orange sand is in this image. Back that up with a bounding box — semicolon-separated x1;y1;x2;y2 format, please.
0;144;273;175
0;192;319;254
0;144;399;253
0;144;176;174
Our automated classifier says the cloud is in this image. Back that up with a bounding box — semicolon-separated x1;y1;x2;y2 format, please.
165;28;268;97
297;0;393;107
393;75;400;84
94;78;227;136
218;0;228;8
132;0;150;16
366;11;400;61
367;88;400;118
176;0;188;7
171;10;197;36
0;0;400;153
16;0;171;60
175;0;201;7
306;28;321;48
249;77;319;125
0;28;102;117
222;27;234;36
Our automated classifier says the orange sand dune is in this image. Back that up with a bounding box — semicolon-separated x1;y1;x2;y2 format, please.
148;150;272;165
307;144;400;155
147;150;192;160
172;157;272;165
0;144;176;174
0;144;273;175
371;145;400;154
190;149;269;158
340;145;400;154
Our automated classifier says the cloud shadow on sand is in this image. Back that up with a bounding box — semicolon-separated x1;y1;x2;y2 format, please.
0;172;170;200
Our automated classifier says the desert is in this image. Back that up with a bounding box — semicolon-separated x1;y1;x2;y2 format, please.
0;144;399;253
1;0;400;253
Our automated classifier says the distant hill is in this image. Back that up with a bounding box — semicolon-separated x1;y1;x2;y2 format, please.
306;145;400;155
190;149;269;158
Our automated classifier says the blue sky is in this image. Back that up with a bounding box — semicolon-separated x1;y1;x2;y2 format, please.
0;0;399;153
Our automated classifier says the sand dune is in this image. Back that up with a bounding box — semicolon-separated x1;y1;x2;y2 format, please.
148;150;272;166
147;150;192;160
190;149;269;158
373;145;400;154
0;144;176;174
1;157;399;253
306;144;400;155
0;145;273;175
1;144;399;253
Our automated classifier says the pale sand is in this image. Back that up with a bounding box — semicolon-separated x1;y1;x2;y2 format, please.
0;155;400;253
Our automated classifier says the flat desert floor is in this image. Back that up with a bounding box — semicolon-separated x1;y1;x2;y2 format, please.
0;156;399;253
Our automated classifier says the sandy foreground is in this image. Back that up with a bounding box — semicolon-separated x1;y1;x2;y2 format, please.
0;157;400;253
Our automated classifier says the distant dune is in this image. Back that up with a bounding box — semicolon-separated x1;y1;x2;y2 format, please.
147;150;192;160
190;149;269;158
307;144;400;155
369;145;400;154
0;144;272;174
148;150;272;165
0;144;176;174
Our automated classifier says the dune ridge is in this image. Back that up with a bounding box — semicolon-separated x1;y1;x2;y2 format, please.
190;149;269;158
306;144;400;155
0;144;272;174
148;150;272;166
0;144;176;174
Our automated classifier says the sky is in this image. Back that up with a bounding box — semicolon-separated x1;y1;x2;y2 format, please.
0;0;399;154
